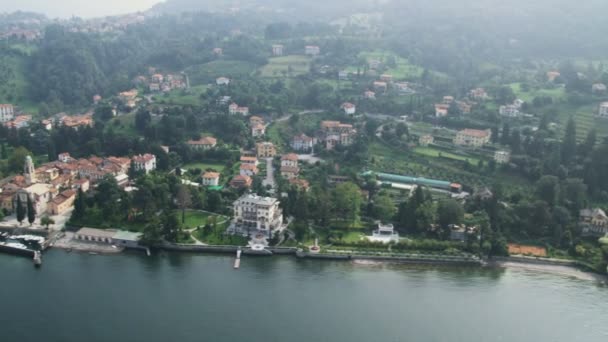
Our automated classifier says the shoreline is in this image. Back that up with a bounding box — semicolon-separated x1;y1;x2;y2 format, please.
488;260;608;283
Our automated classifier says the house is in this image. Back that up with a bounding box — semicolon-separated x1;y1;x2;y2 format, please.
232;194;283;232
494;151;511;164
240;163;259;177
58;153;73;163
230;175;252;189
41;119;53;130
72;178;90;193
249;116;264;126
341;102;356;116
364;90;376;99
187;137;217;150
547;71;561;82
469;88;488;100
373;81;388;92
305;45;320;56
202;172;220;187
216;77;230;86
256;142;277;158
0;104;15;123
456;101;472;114
499;105;520;117
380;74;393;83
449;225;479;242
395;82;413;94
419;135;434;147
369;223;399;243
319;121;356;148
240;156;259;166
280;154;299;179
119;89;138;102
4;115;32;129
74;228;116;244
580;208;608;237
338;70;349;80
151;74;164;83
60;114;94;130
592;83;607;94
213;47;223;56
132;154;157;174
513;99;525;109
435;104;449;117
598;102;608;118
251;123;266;138
18;183;53;215
48;189;76;215
442;96;454;104
112;231;144;250
228;103;249;116
149;83;161;92
291;134;314;152
454;129;492;147
272;44;284;56
368;59;382;70
289;178;310;191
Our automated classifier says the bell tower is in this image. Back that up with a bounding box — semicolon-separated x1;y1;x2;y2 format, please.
24;155;36;185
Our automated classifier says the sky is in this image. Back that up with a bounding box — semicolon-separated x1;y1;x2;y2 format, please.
0;0;163;18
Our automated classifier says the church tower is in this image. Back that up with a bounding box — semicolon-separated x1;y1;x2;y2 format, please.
24;155;36;185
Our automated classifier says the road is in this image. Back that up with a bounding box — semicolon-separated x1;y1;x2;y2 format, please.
262;157;276;193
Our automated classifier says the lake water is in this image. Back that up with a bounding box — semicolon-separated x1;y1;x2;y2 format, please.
1;250;607;342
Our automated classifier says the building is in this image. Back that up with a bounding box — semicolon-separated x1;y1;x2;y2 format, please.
18;183;53;215
373;81;388;93
280;154;299;180
449;225;478;242
364;90;376;99
380;74;393;83
419;135;434;147
598;102;608;118
216;77;230;86
251;124;266;138
272;44;284;56
592;83;607;94
454;129;492;147
240;163;259;177
240;156;259;166
74;228;117;244
499;105;520;117
305;45;320;56
494;151;511;164
187;137;217;150
395;82;413;95
48;190;76;215
202;172;220;186
369;223;399;243
469;88;488;100
456;101;472;114
435;104;449;117
341;102;356;116
230;175;252;189
60;113;95;130
112;231;144;249
442;96;455;104
319;121;356;149
547;71;561;82
232;194;283;233
4;115;32;129
132;154;157;174
256;142;277;158
338;70;349;80
228;103;249;116
213;47;223;56
0;104;15;123
580;208;608;237
289;178;310;192
291;134;314;152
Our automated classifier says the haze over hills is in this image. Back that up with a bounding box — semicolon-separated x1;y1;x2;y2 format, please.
0;0;161;19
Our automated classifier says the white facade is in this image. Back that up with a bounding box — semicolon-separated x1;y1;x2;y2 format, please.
305;45;320;56
0;104;15;123
499;105;520;117
272;44;284;56
494;151;511;164
598;102;608;118
216;77;230;86
202;172;220;186
233;194;283;232
132;154;157;174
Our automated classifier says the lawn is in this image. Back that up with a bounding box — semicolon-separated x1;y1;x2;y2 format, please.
0;51;35;112
508;82;566;103
259;55;312;78
413;146;481;164
183;162;226;173
185;60;256;85
177;210;229;229
152;85;208;106
106;111;138;136
345;50;438;80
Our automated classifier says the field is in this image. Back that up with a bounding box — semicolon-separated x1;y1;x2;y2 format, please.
508;82;566;102
507;244;547;257
0;50;36;113
183;162;226;173
413;146;480;164
344;50;430;80
185;60;256;85
152;85;208;106
178;210;228;229
259;55;312;78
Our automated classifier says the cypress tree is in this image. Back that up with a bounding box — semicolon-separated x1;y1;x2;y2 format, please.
27;195;36;226
16;196;26;225
73;188;86;221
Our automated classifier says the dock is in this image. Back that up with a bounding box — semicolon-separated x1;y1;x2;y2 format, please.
234;248;242;269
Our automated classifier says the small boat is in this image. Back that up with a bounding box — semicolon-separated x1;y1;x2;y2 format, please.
33;251;42;268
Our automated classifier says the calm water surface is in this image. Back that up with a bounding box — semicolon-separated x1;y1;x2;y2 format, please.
1;250;607;342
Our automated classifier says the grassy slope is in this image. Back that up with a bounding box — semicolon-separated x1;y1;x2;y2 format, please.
258;55;312;78
0;46;37;113
185;60;257;86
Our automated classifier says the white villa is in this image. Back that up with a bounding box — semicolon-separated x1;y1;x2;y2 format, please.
368;223;399;243
232;194;283;234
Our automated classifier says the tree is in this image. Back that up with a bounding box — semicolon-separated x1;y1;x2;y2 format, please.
500;123;510;146
27;195;36;226
561;117;577;164
16;196;26;225
94;104;114;121
40;216;55;230
161;211;181;243
331;182;363;224
437;199;464;229
141;218;162;246
7;147;31;173
73;188;86;221
536;175;560;206
373;195;396;223
176;185;192;223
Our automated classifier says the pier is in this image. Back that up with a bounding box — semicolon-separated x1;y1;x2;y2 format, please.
234;248;242;269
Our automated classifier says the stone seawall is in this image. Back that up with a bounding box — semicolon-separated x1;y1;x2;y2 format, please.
491;255;579;267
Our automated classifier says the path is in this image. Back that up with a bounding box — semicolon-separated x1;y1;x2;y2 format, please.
262;157;276;193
